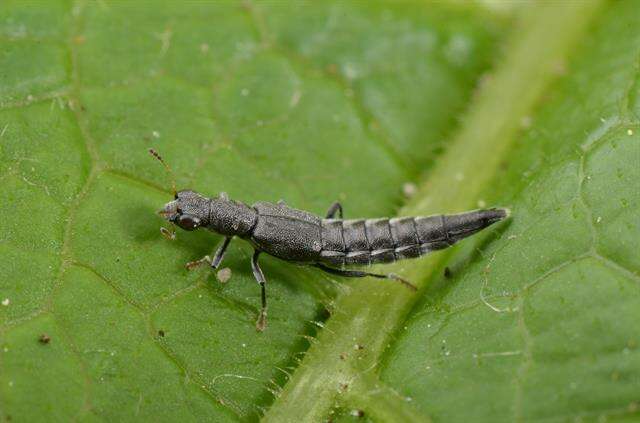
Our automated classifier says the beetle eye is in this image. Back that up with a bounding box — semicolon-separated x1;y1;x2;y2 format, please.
176;215;200;231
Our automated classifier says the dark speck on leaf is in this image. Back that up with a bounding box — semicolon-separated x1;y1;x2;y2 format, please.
158;330;165;337
444;266;452;278
38;334;51;344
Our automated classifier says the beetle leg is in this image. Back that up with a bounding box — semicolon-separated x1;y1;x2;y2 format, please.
277;199;287;206
251;250;268;332
325;201;343;219
313;263;417;291
185;236;232;271
185;255;211;270
210;237;232;269
160;227;176;240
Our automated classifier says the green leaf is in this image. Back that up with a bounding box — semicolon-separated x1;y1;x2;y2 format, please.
4;1;637;422
0;1;502;421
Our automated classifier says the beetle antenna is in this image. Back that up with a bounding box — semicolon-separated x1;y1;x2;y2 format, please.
148;149;177;197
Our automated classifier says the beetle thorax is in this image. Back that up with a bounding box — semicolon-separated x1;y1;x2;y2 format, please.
208;198;257;236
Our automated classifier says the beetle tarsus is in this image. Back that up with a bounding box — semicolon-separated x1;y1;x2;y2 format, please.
313;263;417;291
160;227;176;241
251;250;268;332
256;307;267;332
325;201;343;219
185;255;211;270
388;273;417;291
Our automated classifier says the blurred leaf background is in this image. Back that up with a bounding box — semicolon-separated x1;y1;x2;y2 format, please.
0;1;638;422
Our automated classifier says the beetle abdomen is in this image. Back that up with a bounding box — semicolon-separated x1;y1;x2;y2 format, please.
319;208;508;267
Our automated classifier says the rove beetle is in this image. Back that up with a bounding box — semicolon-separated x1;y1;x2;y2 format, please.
150;150;509;331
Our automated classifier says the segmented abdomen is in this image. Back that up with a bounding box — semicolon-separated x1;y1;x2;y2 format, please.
318;209;507;267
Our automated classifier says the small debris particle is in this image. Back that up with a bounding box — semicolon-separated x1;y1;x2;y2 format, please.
477;199;487;208
344;63;357;80
241;88;250;96
38;334;51;344
158;330;165;337
152;130;160;138
241;343;247;348
339;352;347;360
350;409;365;417
200;43;210;53
8;381;14;387
354;344;364;351
627;129;633;136
216;267;232;283
508;234;518;240
596;216;602;223
338;382;349;392
402;182;417;198
444;267;453;278
455;172;465;181
290;90;302;107
1;298;9;306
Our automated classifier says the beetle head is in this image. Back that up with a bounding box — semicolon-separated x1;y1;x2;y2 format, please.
159;190;210;231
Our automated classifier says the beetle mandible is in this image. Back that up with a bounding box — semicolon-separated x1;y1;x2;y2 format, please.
149;149;509;331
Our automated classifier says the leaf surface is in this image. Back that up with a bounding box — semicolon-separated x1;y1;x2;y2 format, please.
0;1;501;421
